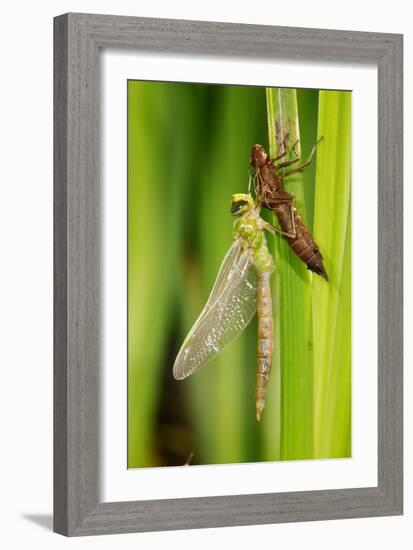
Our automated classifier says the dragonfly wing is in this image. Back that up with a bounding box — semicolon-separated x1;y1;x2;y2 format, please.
193;239;243;325
173;242;258;380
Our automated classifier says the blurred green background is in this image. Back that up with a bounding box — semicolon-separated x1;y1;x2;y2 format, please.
127;81;351;468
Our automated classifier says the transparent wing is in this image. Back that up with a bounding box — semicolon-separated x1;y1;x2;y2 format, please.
173;240;258;380
194;240;243;323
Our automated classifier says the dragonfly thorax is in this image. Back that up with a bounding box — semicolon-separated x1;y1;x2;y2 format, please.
233;213;274;274
234;217;262;249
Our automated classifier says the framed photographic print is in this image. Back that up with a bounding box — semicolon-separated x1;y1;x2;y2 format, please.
54;13;403;536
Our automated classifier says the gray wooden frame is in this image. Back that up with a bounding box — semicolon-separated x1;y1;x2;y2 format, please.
54;12;403;536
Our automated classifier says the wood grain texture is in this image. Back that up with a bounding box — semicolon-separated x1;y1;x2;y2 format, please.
54;14;69;536
377;32;403;509
53;13;403;536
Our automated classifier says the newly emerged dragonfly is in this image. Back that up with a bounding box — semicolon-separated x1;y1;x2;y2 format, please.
173;193;277;420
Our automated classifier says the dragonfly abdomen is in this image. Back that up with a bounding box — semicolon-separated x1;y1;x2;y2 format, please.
286;211;328;280
251;143;328;280
256;270;273;421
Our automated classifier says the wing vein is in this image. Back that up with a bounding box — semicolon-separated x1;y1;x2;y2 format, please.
173;240;258;379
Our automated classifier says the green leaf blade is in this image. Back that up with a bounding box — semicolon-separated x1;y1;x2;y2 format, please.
313;90;352;458
266;87;315;460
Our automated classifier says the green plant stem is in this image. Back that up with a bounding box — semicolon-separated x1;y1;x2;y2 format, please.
265;88;314;460
313;90;352;458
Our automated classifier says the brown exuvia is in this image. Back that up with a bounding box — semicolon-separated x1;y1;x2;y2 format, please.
250;142;328;281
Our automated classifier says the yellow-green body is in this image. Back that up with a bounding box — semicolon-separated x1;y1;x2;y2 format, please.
232;194;274;420
173;193;275;420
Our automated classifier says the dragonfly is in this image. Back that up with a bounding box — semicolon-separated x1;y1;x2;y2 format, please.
173;193;277;421
251;141;328;280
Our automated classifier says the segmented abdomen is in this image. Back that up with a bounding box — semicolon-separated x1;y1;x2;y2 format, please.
257;169;328;280
256;271;273;421
285;210;328;280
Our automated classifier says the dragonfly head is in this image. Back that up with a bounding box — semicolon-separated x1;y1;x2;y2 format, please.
250;144;268;170
230;193;255;216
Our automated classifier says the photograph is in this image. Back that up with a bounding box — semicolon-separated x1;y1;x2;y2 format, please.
49;9;402;538
127;81;352;468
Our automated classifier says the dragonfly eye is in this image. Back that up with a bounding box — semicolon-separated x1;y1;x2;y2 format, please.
231;200;248;215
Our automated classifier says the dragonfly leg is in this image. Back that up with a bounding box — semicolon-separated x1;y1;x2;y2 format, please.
274;139;301;169
290;204;297;237
260;188;296;212
272;149;287;163
280;136;323;179
283;201;298;238
271;135;290;162
248;173;254;193
275;156;301;171
262;220;296;239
